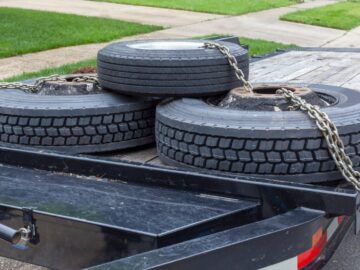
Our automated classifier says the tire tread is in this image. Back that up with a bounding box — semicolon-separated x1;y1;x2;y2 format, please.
156;120;360;175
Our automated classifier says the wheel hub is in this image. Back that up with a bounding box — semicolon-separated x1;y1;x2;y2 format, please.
218;84;326;111
127;41;205;50
37;74;101;96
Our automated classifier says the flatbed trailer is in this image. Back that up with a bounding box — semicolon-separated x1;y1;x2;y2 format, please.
0;47;359;270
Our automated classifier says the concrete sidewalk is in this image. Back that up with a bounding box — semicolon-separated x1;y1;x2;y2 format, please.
0;30;189;80
324;26;360;48
1;0;359;79
0;0;223;27
153;0;346;47
0;0;342;46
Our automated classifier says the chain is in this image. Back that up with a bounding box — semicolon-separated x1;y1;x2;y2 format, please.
0;74;99;93
203;42;253;93
277;88;360;191
0;82;39;92
205;41;360;191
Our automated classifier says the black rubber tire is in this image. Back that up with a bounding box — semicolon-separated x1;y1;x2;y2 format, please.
97;65;248;80
99;79;243;97
97;39;248;67
97;60;240;74
97;39;249;97
0;80;157;154
98;72;243;87
156;84;360;183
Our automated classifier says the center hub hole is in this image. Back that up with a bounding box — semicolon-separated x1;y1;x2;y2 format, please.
253;86;296;95
215;84;327;111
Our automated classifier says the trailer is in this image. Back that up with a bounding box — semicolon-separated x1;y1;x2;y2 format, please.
0;46;359;270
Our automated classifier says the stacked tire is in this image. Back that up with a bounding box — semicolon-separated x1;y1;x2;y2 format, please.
155;84;360;183
2;38;248;154
4;37;354;185
0;83;157;154
97;39;249;97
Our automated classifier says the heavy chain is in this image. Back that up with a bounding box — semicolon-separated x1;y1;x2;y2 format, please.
203;42;254;93
277;88;360;191
0;74;99;93
0;82;39;92
205;41;360;191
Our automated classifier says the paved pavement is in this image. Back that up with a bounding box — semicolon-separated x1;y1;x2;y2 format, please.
2;0;360;79
155;1;345;47
324;26;360;48
0;30;192;80
323;224;360;270
0;0;223;27
0;257;44;270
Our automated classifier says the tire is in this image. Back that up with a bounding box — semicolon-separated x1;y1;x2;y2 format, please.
97;65;248;80
98;73;242;87
97;39;249;97
97;60;240;74
97;39;248;67
99;79;243;97
0;79;157;154
156;84;360;183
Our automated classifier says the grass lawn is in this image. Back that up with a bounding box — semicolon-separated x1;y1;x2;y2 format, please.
239;37;295;56
0;7;161;58
4;37;295;82
3;59;97;82
280;2;360;30
92;0;298;15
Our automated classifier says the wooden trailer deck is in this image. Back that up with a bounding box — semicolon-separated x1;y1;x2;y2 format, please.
97;48;360;165
251;48;360;90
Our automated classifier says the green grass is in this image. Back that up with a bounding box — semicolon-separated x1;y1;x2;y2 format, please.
239;37;295;56
199;35;296;56
92;0;298;15
281;2;360;30
3;59;97;82
4;37;295;82
0;7;161;58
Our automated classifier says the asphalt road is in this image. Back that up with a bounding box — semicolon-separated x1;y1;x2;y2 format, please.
323;224;360;270
0;257;44;270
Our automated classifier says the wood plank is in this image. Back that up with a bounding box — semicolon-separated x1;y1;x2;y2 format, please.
256;61;322;83
322;66;360;87
252;56;320;82
147;157;166;166
99;145;157;163
251;51;360;88
290;65;345;85
250;51;314;79
119;146;158;163
342;73;360;91
250;51;324;81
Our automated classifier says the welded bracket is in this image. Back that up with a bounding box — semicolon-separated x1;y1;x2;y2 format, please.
22;208;39;244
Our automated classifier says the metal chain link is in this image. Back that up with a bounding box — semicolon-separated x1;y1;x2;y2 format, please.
277;88;360;191
0;82;39;93
204;41;360;191
203;42;254;93
0;74;99;93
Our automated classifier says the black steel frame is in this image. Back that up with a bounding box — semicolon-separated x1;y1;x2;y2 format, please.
0;145;357;216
